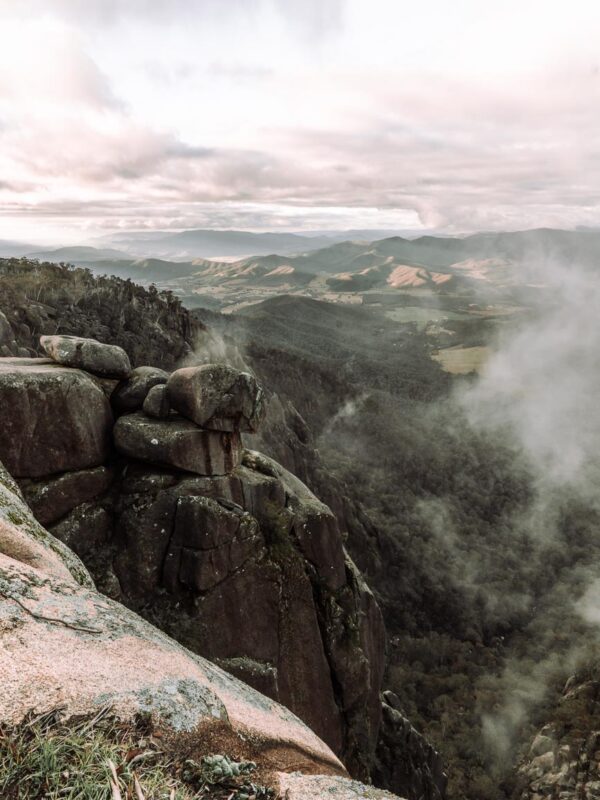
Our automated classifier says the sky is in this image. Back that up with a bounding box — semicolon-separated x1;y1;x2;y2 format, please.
0;0;599;242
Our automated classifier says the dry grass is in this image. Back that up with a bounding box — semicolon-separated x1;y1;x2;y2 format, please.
0;708;278;800
432;345;490;375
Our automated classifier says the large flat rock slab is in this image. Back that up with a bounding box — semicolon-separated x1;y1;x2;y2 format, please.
0;358;113;477
113;412;242;475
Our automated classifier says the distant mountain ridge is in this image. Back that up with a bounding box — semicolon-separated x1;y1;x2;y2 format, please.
0;239;38;257
11;227;600;315
99;227;422;259
98;228;340;259
27;245;132;262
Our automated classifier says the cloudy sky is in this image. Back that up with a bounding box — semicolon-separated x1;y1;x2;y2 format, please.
0;0;599;242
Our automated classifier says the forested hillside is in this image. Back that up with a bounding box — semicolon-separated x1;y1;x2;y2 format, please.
195;294;600;800
0;257;200;369
3;259;600;799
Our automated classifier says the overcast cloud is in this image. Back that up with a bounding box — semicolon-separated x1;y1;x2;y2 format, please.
0;0;598;241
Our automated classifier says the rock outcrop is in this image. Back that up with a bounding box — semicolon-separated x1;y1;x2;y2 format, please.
112;365;169;412
512;670;600;800
167;363;266;432
373;692;447;800
114;412;243;475
0;358;113;477
0;457;402;800
0;338;388;785
110;450;385;775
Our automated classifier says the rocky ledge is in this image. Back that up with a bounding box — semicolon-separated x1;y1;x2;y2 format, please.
0;458;402;800
0;335;405;792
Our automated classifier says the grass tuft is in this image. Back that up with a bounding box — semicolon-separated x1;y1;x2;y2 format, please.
0;708;278;799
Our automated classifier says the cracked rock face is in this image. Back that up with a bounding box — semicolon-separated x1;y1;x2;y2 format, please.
113;412;243;475
0;460;346;779
0;348;388;786
162;496;261;592
167;364;266;433
40;335;132;378
110;453;386;777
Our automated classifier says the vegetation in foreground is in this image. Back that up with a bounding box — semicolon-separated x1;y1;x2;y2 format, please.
0;708;277;800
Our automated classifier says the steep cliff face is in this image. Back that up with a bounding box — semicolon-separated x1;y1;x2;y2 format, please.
0;342;386;782
0;457;403;800
0;260;447;798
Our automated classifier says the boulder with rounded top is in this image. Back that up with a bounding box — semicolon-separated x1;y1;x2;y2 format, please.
143;383;170;418
112;365;169;412
167;364;265;432
40;334;131;378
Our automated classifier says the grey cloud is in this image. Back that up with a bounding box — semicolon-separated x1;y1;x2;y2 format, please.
1;2;598;233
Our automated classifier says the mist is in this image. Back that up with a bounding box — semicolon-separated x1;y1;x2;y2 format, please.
453;254;600;773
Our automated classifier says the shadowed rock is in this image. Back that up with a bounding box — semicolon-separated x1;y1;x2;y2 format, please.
112;366;169;412
19;466;113;526
167;364;266;432
0;462;342;772
143;383;170;418
0;359;113;477
163;496;261;592
114;412;242;475
40;334;131;378
243;450;347;591
373;692;446;800
112;455;385;774
50;502;113;562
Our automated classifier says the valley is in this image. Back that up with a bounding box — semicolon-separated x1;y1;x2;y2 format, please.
23;227;572;380
1;227;599;800
2;5;596;799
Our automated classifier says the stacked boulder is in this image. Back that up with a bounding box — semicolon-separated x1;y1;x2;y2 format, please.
113;363;264;476
0;335;387;784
